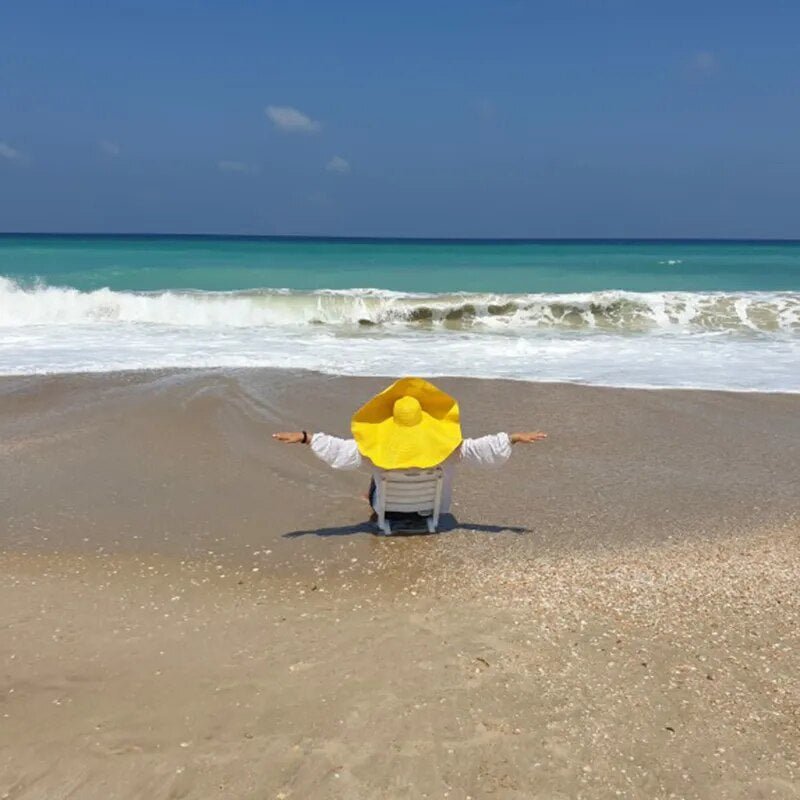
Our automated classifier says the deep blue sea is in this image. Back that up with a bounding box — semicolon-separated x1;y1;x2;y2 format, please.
1;235;799;391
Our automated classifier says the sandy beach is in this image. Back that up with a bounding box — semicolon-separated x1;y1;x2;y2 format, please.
2;369;799;799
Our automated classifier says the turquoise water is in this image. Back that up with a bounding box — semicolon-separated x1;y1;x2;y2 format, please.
2;235;799;293
1;235;799;390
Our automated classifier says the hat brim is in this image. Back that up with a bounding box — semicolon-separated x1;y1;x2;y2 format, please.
351;378;462;470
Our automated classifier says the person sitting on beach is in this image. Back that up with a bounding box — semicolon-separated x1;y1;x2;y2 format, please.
273;377;547;517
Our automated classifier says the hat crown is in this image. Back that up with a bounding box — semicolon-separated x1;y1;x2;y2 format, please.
393;395;422;427
351;378;462;470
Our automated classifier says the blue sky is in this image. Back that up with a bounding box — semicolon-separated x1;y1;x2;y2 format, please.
1;0;799;237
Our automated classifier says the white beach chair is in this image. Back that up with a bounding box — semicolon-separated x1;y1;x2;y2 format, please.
376;467;444;535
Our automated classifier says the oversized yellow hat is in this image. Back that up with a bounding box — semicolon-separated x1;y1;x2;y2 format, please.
351;377;462;470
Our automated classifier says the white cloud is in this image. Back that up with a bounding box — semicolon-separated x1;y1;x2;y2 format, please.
0;141;26;163
218;160;259;175
325;155;350;174
265;105;321;133
99;140;121;156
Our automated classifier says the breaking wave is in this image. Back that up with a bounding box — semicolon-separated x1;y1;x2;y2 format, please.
1;277;798;335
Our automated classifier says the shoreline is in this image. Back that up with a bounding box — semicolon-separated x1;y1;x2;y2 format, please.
3;363;800;397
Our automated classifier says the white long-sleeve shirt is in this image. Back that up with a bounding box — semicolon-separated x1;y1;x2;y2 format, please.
310;432;512;513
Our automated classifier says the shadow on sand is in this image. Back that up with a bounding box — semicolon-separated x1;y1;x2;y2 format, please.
283;514;529;539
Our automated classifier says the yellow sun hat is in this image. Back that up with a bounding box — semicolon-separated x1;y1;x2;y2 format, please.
351;377;462;470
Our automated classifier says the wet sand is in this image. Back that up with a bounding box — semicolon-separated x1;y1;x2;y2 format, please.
1;369;799;798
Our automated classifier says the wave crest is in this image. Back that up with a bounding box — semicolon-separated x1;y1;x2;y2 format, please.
1;277;798;334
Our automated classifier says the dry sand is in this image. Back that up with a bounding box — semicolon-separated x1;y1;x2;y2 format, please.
1;369;799;799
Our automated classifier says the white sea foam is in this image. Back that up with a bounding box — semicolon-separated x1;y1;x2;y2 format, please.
1;278;799;333
1;278;798;391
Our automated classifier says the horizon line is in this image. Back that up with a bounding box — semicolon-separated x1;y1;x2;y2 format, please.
2;232;800;244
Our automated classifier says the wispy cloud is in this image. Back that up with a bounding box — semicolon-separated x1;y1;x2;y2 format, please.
265;105;321;133
0;141;27;164
218;160;259;175
686;51;719;77
99;140;121;156
325;155;350;174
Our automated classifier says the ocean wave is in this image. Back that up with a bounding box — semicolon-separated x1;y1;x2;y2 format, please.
1;277;798;335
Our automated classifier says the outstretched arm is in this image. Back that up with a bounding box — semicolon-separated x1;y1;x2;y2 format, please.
460;430;547;467
273;430;362;470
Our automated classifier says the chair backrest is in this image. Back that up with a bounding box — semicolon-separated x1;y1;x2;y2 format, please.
380;468;442;514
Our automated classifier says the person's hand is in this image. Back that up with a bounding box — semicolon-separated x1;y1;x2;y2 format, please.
272;431;308;444
510;431;548;444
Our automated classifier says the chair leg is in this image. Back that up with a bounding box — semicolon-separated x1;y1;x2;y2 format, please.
377;498;387;534
426;517;435;534
380;520;392;536
431;474;442;534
